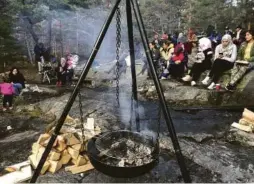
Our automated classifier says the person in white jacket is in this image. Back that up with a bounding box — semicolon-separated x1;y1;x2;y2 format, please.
202;34;237;89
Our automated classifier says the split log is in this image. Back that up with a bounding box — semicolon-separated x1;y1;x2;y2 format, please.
67;147;80;160
41;161;50;175
65;162;94;174
71;155;88;166
239;118;254;128
48;160;62;174
242;108;254;124
231;122;252;133
0;165;32;183
49;151;61;161
71;144;84;152
37;134;51;146
28;155;50;174
63;133;80;146
56;136;67;152
32;143;42;154
60;150;71;165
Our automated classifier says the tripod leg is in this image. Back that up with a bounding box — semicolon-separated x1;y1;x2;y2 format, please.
29;0;122;182
126;0;140;132
130;0;191;182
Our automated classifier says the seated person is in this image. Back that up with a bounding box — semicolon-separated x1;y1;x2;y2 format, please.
66;54;75;85
160;40;174;79
148;41;161;77
182;37;213;86
202;34;237;89
56;58;68;86
8;67;26;95
225;30;254;91
168;42;185;79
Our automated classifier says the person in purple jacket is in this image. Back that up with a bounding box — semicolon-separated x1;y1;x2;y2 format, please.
0;77;15;111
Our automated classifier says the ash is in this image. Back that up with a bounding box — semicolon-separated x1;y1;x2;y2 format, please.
101;138;155;167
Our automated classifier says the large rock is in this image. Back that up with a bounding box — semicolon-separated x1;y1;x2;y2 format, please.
138;71;254;107
160;137;254;183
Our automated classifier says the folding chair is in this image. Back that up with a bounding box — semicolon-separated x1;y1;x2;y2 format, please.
41;64;56;84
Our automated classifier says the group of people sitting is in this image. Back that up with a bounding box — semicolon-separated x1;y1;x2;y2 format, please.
148;29;254;91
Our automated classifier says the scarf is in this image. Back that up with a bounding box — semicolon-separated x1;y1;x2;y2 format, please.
217;34;234;57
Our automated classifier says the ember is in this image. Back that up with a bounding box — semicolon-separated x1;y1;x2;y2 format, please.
96;132;155;167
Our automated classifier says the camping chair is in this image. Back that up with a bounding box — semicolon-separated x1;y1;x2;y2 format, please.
41;63;56;84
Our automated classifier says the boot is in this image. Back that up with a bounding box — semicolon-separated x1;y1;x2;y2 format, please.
207;82;215;90
182;75;192;82
202;76;210;85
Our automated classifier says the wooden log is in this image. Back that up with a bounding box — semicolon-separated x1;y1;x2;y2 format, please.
0;165;32;183
32;143;42;154
48;160;62;174
63;133;80;146
28;154;38;169
28;155;50;174
56;136;67;152
65;162;94;174
67;147;79;160
71;144;84;152
36;147;46;161
71;155;88;166
60;150;71;165
94;126;101;135
239;118;253;126
49;151;61;161
85;118;94;130
41;161;50;175
5;161;30;172
37;134;51;146
242;108;254;124
231;122;252;133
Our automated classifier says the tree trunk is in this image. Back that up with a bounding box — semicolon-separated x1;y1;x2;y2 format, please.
76;11;79;54
24;31;34;64
20;14;39;44
48;13;52;55
60;20;64;57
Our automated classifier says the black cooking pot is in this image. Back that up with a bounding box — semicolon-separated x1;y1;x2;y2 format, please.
87;130;159;178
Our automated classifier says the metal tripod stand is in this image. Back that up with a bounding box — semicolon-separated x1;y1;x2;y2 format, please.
30;0;191;182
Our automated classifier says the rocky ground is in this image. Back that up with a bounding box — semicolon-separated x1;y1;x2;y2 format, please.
0;83;254;183
0;62;254;183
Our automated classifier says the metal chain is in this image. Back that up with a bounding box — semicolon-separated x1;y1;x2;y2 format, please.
157;103;161;143
78;89;86;144
115;7;121;107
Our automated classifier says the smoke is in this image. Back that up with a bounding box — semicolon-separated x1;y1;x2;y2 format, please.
118;91;158;141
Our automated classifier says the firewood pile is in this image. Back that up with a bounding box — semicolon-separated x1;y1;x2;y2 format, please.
231;108;254;133
29;117;101;175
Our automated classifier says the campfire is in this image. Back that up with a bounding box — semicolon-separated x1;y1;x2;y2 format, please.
89;130;158;167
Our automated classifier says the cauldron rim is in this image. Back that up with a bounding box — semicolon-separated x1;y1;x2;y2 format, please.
87;130;160;177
